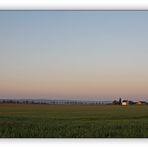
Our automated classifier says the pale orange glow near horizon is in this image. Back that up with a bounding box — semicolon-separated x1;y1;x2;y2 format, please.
1;69;148;99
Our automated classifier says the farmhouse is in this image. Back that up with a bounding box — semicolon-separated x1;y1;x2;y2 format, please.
122;100;129;106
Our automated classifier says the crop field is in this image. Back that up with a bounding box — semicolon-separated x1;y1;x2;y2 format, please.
0;104;148;138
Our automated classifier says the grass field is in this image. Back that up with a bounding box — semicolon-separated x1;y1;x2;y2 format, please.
0;104;148;138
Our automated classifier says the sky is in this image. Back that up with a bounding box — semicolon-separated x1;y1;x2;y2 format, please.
0;11;148;100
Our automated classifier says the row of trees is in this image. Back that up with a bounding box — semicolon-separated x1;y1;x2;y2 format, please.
0;99;108;105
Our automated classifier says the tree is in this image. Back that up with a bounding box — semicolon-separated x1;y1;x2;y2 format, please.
112;100;119;105
119;98;122;105
129;101;135;105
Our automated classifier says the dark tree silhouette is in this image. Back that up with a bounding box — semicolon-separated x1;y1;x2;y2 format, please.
112;100;119;105
119;98;122;105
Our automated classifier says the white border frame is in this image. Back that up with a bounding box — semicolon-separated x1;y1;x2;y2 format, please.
0;0;148;10
0;139;148;148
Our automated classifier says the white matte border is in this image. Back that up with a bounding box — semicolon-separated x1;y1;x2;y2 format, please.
0;139;148;148
0;0;148;10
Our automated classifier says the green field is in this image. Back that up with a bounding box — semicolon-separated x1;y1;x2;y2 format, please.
0;104;148;138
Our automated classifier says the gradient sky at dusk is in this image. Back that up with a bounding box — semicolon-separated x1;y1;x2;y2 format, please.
0;11;148;100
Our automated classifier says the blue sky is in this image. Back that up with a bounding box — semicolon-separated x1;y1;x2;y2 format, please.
0;11;148;99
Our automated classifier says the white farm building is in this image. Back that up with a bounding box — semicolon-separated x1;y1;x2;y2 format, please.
122;100;129;106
